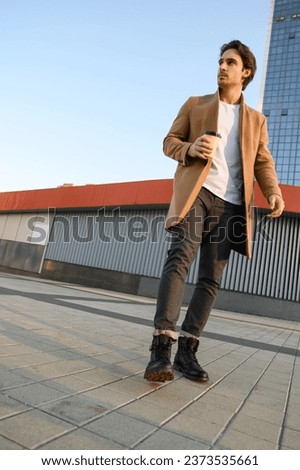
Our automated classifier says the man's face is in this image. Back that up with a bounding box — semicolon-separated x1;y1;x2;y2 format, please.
217;48;250;90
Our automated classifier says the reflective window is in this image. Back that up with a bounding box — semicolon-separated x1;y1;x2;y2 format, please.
262;0;300;185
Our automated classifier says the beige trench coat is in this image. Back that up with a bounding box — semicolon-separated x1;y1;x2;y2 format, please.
163;91;282;258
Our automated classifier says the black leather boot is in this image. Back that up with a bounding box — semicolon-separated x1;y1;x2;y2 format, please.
173;336;209;381
144;334;174;382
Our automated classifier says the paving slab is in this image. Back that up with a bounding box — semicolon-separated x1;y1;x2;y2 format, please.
0;272;300;450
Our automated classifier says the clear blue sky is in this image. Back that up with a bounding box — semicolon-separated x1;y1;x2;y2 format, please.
0;0;271;192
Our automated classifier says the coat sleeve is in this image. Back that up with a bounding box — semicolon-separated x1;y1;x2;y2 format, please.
162;98;195;167
254;117;283;200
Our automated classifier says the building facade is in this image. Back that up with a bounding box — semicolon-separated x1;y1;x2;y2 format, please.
261;0;300;185
0;180;299;321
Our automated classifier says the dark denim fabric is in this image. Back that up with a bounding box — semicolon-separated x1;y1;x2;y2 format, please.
154;187;244;337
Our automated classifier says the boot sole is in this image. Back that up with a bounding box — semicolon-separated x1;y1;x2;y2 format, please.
144;370;174;382
173;363;209;382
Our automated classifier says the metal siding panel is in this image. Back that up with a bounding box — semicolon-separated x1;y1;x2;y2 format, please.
269;219;282;298
45;209;299;302
292;220;300;301
0;214;8;239
274;219;289;298
285;218;300;301
148;217;170;278
46;209;171;277
227;254;238;291
187;252;199;284
254;214;270;295
216;212;299;302
240;255;252;293
2;214;21;241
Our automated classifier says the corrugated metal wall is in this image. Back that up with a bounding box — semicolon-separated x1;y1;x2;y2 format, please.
45;210;169;278
220;213;300;302
45;209;300;302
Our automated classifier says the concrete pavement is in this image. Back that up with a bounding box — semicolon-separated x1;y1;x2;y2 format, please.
0;272;299;450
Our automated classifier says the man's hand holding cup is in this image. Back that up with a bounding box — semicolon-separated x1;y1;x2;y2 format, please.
188;131;222;161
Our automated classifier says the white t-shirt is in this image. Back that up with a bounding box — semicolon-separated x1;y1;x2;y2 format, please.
203;101;243;205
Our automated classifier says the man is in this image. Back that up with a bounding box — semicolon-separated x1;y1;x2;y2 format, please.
144;40;285;383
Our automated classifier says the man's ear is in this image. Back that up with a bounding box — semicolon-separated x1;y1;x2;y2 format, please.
242;68;251;78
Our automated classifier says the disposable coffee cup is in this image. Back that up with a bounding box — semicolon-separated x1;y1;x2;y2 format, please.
204;130;222;156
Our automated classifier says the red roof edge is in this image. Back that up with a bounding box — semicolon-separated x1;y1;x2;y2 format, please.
0;179;299;214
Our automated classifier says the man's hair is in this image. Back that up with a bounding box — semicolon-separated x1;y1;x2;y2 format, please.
220;40;257;90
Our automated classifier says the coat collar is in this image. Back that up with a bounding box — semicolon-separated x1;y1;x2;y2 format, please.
202;90;245;136
216;88;245;106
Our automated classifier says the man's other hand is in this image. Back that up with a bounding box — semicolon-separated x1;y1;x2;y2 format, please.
267;194;285;218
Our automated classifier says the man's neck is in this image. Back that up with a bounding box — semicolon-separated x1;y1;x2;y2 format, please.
219;87;242;105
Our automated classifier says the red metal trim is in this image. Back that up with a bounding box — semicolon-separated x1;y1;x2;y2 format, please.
0;180;298;214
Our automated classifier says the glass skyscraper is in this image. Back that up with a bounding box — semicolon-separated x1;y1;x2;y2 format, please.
260;0;300;185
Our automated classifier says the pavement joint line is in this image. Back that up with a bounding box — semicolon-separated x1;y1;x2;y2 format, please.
37;280;297;329
210;329;298;450
208;313;300;333
39;382;184;449
2;365;96;387
132;330;299;449
1;273;300;450
210;356;277;448
129;422;205;450
0;367;150;408
31;427;78;451
130;347;263;449
1;285;299;357
275;334;300;450
2;366;165;411
0;330;298;434
0;322;285;440
54;284;300;333
0;338;255;392
34;425;127;451
2;272;299;332
1;375;148;450
76;375;182;428
0;433;27;450
0;404;35;422
30;376;177;449
0;327;294;425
